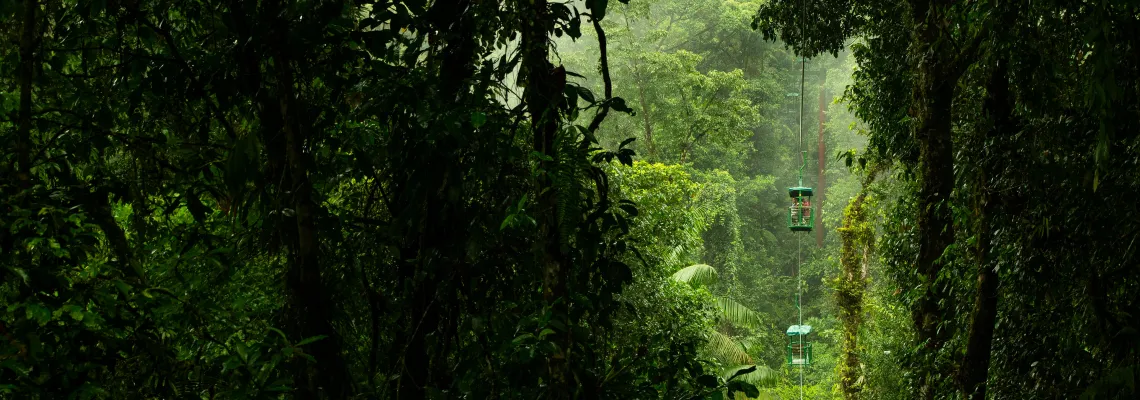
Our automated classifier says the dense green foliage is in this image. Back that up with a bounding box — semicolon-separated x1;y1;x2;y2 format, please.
1;0;825;397
3;0;1137;398
0;0;747;397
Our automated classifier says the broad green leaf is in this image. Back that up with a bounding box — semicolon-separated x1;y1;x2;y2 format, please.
726;380;759;398
296;335;328;346
672;264;718;287
471;112;487;128
25;304;50;326
723;364;778;388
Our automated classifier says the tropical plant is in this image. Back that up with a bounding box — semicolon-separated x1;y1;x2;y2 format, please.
672;263;778;390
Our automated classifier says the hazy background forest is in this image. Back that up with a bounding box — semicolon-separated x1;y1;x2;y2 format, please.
1;0;1138;399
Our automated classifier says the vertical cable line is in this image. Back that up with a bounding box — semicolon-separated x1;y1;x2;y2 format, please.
797;237;804;400
796;0;807;398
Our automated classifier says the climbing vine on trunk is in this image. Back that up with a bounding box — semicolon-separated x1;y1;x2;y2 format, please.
835;168;878;399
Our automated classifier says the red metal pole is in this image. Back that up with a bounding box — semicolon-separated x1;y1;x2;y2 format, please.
816;87;828;248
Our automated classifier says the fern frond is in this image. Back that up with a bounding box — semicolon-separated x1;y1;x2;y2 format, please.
554;127;585;246
690;187;721;231
672;264;718;287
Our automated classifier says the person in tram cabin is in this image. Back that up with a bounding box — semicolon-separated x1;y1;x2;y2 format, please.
801;198;811;225
791;196;801;222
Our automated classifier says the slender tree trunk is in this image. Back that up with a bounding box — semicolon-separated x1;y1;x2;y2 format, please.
636;71;657;159
816;87;828;247
228;2;351;396
432;0;477;391
16;0;37;187
960;197;998;400
396;197;446;399
386;2;479;396
276;52;351;399
519;0;570;397
960;60;1011;400
587;15;614;133
228;0;287;192
390;174;446;399
276;51;351;400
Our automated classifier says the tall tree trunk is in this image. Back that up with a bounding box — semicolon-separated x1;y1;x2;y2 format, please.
276;53;351;399
386;2;479;396
907;1;974;397
520;0;570;396
959;59;1011;400
837;169;878;399
431;0;478;391
395;190;447;399
238;2;351;396
816;87;828;247
16;0;37;187
912;59;957;400
960;183;999;400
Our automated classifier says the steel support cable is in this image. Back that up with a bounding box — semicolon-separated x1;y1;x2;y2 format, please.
797;0;807;398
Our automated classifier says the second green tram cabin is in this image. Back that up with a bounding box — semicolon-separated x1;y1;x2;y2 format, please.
787;186;814;231
785;325;813;366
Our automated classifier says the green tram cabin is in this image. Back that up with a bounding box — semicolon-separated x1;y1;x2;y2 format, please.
787;186;814;232
785;324;813;366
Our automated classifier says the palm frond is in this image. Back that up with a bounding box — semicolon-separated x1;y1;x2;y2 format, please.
663;244;686;269
722;364;779;388
690;194;716;232
672;264;718;287
715;296;763;330
736;337;760;354
705;329;752;365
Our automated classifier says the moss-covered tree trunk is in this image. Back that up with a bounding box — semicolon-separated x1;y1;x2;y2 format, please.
837;170;878;399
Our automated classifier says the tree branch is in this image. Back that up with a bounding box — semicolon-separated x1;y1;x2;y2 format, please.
84;187;149;284
588;15;613;134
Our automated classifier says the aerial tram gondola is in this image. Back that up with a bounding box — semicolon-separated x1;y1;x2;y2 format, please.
786;324;813;366
787;157;814;232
